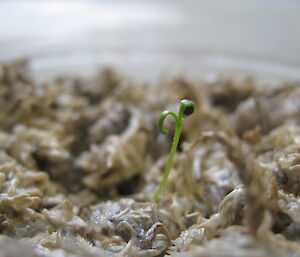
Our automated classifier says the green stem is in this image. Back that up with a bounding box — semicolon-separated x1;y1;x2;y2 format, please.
153;99;195;202
153;119;182;202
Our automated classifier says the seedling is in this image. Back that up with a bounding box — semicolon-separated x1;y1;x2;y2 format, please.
153;99;195;202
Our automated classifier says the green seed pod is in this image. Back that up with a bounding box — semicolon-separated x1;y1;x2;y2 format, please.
179;99;195;118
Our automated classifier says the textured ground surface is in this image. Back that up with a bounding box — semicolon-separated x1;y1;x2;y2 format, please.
0;59;300;256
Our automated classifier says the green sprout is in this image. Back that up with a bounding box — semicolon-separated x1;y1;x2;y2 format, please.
153;99;195;202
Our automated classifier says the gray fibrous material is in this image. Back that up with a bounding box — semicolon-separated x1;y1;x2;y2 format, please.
0;59;300;257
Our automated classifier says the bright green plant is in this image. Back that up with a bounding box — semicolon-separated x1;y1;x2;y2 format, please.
153;99;195;202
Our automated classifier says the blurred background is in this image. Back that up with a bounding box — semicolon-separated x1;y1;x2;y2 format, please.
1;0;300;81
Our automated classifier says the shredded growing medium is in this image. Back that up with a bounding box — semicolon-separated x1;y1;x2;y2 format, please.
0;59;300;257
